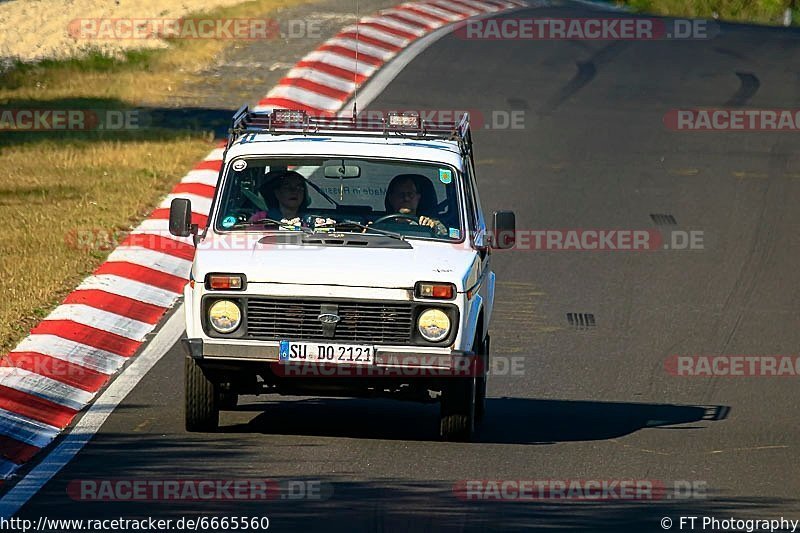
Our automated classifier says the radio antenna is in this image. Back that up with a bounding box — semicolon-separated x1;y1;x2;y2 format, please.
352;0;359;118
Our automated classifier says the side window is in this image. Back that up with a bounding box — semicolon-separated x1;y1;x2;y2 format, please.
468;156;486;230
462;163;478;233
462;158;483;234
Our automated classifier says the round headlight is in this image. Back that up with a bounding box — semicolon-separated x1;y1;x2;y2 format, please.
208;300;241;333
417;308;450;342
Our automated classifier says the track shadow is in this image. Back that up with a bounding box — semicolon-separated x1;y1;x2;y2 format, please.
221;396;728;444
0;97;235;147
478;397;728;444
9;435;786;533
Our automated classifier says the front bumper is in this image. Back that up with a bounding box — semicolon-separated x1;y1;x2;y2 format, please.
181;338;475;372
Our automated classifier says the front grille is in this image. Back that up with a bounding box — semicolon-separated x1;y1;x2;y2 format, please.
246;298;414;344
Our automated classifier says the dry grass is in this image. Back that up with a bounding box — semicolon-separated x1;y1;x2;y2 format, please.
0;0;310;105
623;0;795;25
0;0;312;354
0;133;215;354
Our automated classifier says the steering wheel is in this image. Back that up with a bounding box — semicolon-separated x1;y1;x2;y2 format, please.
372;213;421;225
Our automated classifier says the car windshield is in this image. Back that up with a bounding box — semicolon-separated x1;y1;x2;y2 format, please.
214;157;464;241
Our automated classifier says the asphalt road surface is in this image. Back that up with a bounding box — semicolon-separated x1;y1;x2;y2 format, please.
11;2;800;531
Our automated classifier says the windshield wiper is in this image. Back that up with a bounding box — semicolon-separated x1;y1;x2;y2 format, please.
335;220;405;241
232;218;313;234
233;218;404;240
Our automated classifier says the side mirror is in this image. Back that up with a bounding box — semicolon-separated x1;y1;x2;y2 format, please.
169;198;194;237
491;211;516;249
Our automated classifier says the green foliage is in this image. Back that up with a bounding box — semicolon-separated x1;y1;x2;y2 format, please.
621;0;794;24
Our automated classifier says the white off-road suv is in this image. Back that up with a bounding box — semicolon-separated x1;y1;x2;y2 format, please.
169;107;515;441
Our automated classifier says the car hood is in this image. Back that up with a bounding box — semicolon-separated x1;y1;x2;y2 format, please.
193;233;476;290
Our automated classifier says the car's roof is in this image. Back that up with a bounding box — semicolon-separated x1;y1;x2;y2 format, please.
226;134;465;170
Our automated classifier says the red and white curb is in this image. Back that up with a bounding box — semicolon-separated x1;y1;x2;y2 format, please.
0;0;526;482
254;0;527;114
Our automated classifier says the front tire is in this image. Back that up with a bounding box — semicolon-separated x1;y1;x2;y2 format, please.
185;357;219;432
439;375;476;441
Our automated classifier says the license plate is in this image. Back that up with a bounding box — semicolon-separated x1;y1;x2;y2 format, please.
279;341;375;365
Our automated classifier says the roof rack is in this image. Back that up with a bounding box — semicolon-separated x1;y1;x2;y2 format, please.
226;105;473;156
